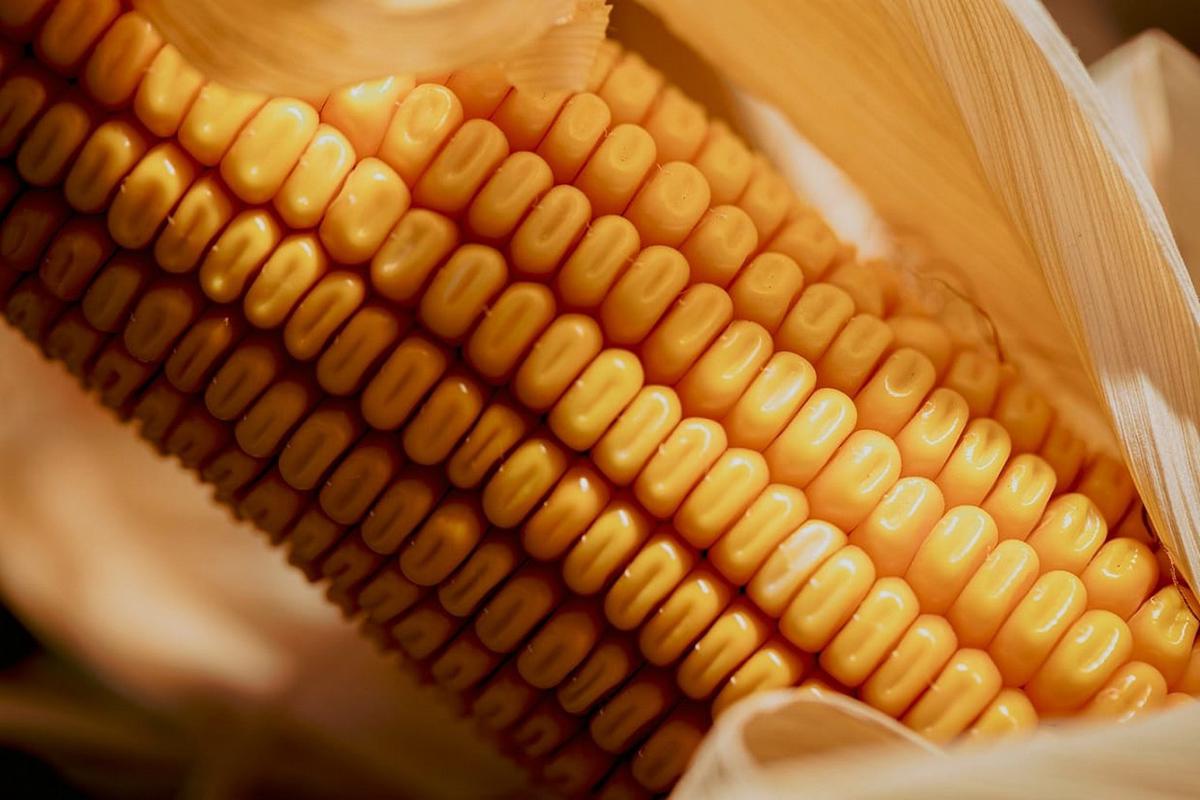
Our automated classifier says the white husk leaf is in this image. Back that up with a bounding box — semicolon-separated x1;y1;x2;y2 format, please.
674;688;1200;799
1093;31;1200;293
132;0;605;95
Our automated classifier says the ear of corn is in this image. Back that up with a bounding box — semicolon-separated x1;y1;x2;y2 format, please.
0;3;1196;795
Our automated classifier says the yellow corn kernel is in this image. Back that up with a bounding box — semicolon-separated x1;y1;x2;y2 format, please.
1083;661;1167;722
1080;537;1159;620
895;387;970;480
679;205;757;287
543;738;610;797
178;83;266;167
17;98;94;188
936;418;1012;507
549;349;644;451
640;566;733;666
518;601;602;689
1075;455;1137;527
475;565;562;653
245;235;331;330
589;673;674;754
274;124;356;230
677;601;770;699
806;430;901;532
198;210;283;304
625;161;710;247
155;173;235;274
511;184;594;277
1026;493;1107;575
708;484;809;586
360;469;444;555
513;314;603;412
321;75;412;158
815;314;894;396
747;520;846;617
903;649;1002;742
36;0;121;75
1127;587;1199;686
562;499;652;595
964;688;1037;742
418;244;506;341
555;214;640;307
378;83;463;184
482;436;567;529
724;352;815;451
64;119;149;214
854;348;937;437
320;157;410;265
78;11;162;106
780;544;876;651
360;334;447;430
491;87;569;152
676;320;773;419
848;477;945;578
641;283;733;386
674;448;769;549
521;464;610;561
446;401;528;490
634;418;727;519
861;614;958;718
39;216;112;299
946;539;1040;649
989;570;1087;687
980;453;1057;541
573;123;656;216
992;378;1053;454
604;529;695;631
320;436;401;525
1026;609;1133;713
711;637;809;718
600;245;689;345
402;373;485;466
558;637;636;715
820;577;919;687
399;497;485;586
905;506;998;615
466;151;553;241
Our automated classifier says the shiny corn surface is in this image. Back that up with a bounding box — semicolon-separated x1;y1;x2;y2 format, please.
0;3;1196;796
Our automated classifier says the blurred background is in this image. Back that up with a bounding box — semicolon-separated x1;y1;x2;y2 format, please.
0;1;1197;797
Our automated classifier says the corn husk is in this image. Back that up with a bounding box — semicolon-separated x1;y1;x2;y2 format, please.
132;0;610;95
1093;30;1200;293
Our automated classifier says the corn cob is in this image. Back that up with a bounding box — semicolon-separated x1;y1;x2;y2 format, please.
0;2;1196;795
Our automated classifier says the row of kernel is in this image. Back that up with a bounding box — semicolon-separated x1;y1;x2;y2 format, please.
14;0;1180;719
0;176;1118;690
7;221;1190;777
0;173;1161;676
9;0;1137;520
0;247;1161;748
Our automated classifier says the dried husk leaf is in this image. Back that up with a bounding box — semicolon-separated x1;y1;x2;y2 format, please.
675;687;1200;799
132;0;605;96
1093;30;1200;292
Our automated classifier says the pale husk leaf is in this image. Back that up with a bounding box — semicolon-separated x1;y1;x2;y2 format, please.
132;0;603;96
